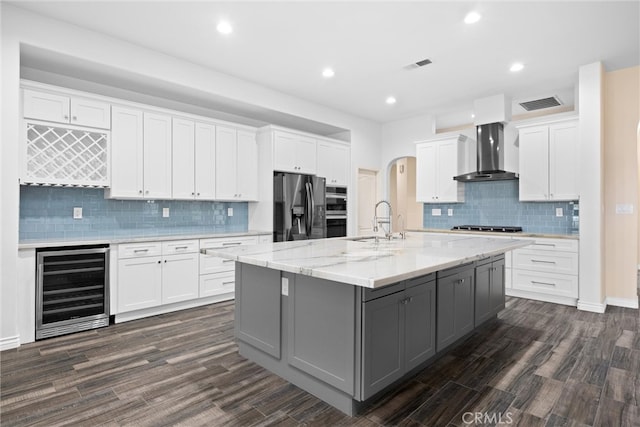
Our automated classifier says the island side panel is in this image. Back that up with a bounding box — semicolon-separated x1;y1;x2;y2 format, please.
235;263;281;358
287;274;356;395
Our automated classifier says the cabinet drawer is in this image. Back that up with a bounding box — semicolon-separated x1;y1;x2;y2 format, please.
200;236;258;249
512;250;578;275
363;282;404;302
512;269;578;298
406;272;436;289
118;242;162;259
162;239;198;255
524;238;578;253
200;254;236;275
199;271;235;298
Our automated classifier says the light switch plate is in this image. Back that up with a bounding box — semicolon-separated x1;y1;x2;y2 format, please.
162;207;170;218
228;207;234;216
555;208;563;217
281;277;289;296
447;209;453;216
432;208;441;216
615;204;634;214
73;207;82;219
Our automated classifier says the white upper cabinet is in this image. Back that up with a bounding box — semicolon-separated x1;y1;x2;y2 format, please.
416;135;471;203
236;129;258;200
108;106;144;198
172;118;196;199
172;118;217;200
107;108;172;199
273;131;316;174
23;89;111;129
317;140;350;186
518;119;579;201
194;122;217;200
143;112;173;199
215;126;258;201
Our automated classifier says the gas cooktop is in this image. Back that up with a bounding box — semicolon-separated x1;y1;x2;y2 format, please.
451;225;523;233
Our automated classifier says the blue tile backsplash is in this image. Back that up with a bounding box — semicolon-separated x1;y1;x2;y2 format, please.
19;186;249;241
423;180;579;235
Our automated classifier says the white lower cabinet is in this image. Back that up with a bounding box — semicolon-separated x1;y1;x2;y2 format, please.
117;240;199;313
118;254;163;312
199;235;259;298
508;237;579;305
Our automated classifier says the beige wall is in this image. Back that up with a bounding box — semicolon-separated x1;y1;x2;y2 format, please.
603;65;640;301
389;157;422;232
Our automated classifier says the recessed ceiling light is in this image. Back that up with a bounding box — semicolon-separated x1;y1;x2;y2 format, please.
216;20;233;35
471;113;475;118
464;11;481;24
386;96;397;105
322;68;335;78
510;62;524;72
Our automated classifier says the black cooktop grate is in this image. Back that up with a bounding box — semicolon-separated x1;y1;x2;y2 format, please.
451;225;523;233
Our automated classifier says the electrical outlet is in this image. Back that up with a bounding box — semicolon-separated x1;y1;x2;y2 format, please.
228;207;234;216
555;207;563;217
281;277;289;296
73;207;82;219
162;207;170;218
432;208;441;216
447;208;454;216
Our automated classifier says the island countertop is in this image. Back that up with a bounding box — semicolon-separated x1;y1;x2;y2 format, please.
202;233;532;288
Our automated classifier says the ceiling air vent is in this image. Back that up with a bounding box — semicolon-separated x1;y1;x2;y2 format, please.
404;58;432;70
519;96;562;111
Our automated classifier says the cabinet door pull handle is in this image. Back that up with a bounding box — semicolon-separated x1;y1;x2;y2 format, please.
72;116;77;121
64;115;69;120
531;280;556;287
222;242;242;246
531;259;556;264
157;260;161;264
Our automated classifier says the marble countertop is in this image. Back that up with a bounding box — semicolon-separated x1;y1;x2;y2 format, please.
202;233;533;288
18;230;272;249
410;228;579;240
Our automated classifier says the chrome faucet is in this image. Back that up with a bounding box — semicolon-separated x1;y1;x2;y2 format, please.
373;200;393;239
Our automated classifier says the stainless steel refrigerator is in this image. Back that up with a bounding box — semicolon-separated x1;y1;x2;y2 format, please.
274;172;326;242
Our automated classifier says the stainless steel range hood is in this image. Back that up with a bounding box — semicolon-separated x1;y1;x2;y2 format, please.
454;94;518;182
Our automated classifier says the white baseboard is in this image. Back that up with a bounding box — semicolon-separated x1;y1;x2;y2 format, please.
115;294;233;323
606;296;639;309
577;300;607;313
505;289;577;307
0;335;20;351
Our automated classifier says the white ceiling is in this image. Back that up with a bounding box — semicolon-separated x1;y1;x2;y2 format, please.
10;1;640;126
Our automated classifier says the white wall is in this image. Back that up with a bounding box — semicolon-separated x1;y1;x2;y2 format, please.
0;4;381;347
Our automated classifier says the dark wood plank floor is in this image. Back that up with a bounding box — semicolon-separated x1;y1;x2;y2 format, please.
1;295;639;426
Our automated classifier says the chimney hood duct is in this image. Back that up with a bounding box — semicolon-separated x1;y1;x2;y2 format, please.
453;122;519;182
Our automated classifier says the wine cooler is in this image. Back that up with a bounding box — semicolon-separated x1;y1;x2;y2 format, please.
36;245;110;340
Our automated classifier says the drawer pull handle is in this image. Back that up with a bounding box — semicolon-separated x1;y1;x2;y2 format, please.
534;243;556;247
222;281;235;285
532;280;556;287
134;249;149;253
174;246;189;250
222;259;234;263
222;242;242;246
531;259;556;264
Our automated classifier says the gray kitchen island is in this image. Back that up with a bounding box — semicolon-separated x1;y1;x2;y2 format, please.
202;233;531;415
